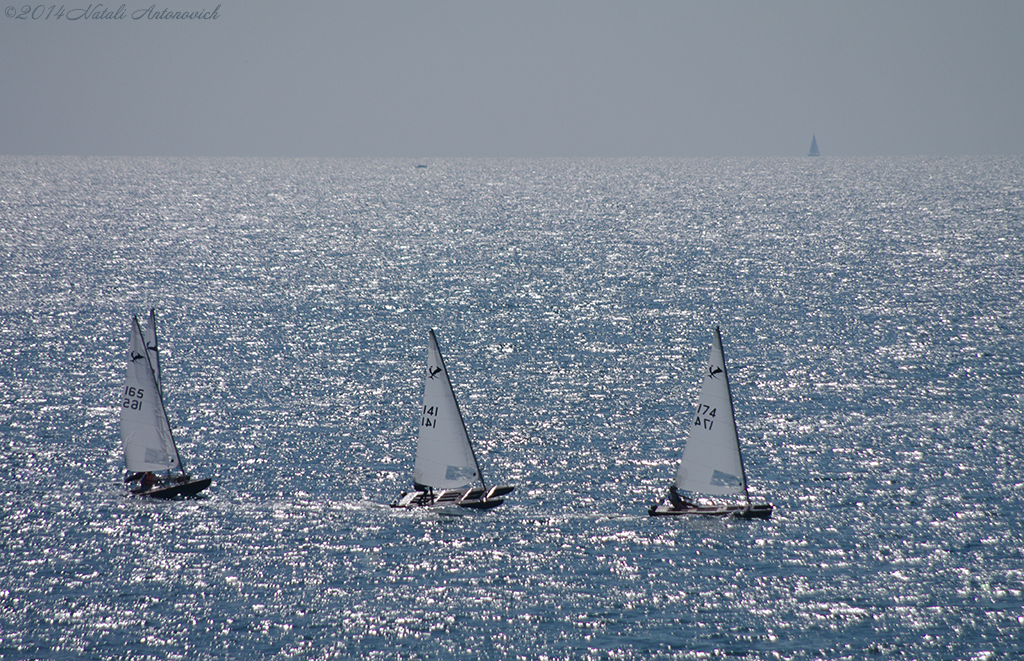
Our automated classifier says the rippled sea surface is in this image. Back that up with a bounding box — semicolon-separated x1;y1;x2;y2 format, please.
2;156;1023;660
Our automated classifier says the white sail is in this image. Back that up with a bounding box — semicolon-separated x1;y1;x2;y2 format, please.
121;316;181;473
143;308;161;391
412;330;482;490
674;327;748;498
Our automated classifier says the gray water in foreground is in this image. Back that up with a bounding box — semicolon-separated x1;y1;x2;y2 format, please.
2;156;1022;660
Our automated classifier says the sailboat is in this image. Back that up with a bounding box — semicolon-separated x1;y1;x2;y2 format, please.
808;134;820;157
121;310;212;498
391;330;514;510
649;327;773;519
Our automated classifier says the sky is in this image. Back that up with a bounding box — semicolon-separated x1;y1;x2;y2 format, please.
2;1;1022;158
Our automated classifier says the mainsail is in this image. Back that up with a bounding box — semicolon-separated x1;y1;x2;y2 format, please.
121;316;182;473
674;327;748;499
808;134;820;157
412;330;482;490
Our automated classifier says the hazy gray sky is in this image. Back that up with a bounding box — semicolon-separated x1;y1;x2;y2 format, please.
2;1;1022;157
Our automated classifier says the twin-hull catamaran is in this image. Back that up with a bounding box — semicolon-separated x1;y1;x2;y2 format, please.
391;330;514;510
121;310;211;499
650;327;772;519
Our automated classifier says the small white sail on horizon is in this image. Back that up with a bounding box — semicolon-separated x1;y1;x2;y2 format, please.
412;329;482;490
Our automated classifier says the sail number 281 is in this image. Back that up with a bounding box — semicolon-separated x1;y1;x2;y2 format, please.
694;404;716;430
123;386;145;410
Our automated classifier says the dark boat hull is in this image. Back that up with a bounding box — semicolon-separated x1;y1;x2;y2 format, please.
391;485;514;510
133;477;212;499
649;502;773;519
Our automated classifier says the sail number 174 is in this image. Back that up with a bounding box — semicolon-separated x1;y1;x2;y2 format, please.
694;404;716;430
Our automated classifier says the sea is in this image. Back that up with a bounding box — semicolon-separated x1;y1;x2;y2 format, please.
1;156;1022;660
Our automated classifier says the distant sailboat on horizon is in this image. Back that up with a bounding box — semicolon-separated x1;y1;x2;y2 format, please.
808;135;820;157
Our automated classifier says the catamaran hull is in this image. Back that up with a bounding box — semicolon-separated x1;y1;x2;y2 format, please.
648;502;773;519
133;477;212;499
391;485;514;510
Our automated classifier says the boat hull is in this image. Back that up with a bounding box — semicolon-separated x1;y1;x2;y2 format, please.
391;485;514;510
133;477;212;499
649;502;773;519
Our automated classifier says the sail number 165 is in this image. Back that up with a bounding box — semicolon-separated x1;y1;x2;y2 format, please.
694;404;716;430
123;386;145;410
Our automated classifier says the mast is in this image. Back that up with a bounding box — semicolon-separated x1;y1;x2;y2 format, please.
715;326;750;505
145;308;162;395
431;329;487;490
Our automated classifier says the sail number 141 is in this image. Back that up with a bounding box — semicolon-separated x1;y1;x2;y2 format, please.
421;405;438;428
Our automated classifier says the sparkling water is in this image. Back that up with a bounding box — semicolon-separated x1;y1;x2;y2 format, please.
2;156;1022;659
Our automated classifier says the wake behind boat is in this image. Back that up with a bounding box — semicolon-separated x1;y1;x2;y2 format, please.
391;330;514;510
649;327;773;519
121;310;211;499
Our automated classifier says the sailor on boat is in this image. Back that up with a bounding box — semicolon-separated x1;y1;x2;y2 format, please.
667;485;693;510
